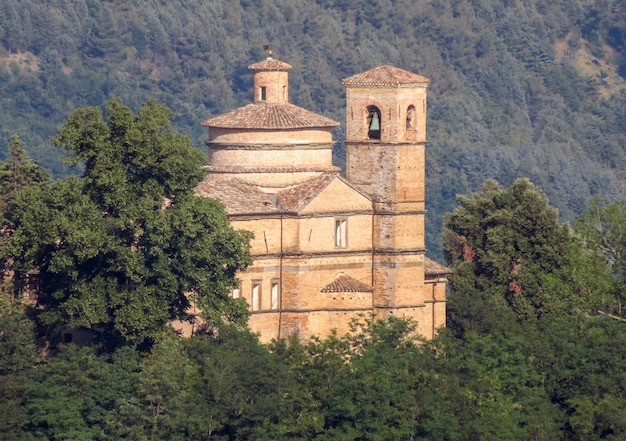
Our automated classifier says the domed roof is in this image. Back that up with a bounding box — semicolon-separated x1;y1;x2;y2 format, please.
202;101;339;130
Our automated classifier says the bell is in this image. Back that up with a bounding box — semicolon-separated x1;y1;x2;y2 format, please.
369;112;380;130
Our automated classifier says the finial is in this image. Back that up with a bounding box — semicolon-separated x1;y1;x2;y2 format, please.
263;44;273;59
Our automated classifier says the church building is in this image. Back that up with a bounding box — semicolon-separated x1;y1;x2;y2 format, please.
196;55;448;342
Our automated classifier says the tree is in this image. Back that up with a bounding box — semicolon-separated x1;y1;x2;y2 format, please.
575;197;626;316
0;134;50;213
0;299;40;438
443;178;602;336
0;134;50;298
4;98;252;347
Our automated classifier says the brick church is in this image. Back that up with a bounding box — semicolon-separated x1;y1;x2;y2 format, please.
195;55;448;342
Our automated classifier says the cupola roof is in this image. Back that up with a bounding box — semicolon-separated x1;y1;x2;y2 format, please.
248;58;292;71
201;101;339;129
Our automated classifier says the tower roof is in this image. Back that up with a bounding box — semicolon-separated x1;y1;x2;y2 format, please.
201;101;339;129
248;58;292;71
342;65;430;87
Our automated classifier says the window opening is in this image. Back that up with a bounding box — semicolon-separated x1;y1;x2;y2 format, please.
252;281;261;311
367;106;381;139
406;105;416;130
260;86;267;101
271;280;280;310
335;219;347;248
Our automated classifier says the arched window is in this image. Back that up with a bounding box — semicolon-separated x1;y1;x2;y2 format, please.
406;105;416;130
366;106;381;140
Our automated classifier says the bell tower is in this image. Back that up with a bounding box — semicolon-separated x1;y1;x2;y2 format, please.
342;65;431;320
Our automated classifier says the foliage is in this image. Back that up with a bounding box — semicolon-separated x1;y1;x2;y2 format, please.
575;197;626;315
3;99;252;347
0;134;49;216
1;311;626;440
443;178;612;336
1;0;626;258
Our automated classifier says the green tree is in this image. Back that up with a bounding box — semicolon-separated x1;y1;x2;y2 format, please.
0;300;40;439
5;98;252;347
536;314;626;440
575;197;626;316
0;134;49;213
12;344;140;440
0;134;50;298
443;178;600;336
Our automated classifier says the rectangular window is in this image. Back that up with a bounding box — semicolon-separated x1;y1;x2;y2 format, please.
335;219;347;248
232;286;240;299
260;86;267;101
252;281;261;311
271;280;280;310
283;85;287;100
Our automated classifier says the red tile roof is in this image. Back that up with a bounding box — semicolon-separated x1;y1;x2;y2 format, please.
320;272;374;293
201;102;339;129
248;58;292;71
342;65;430;87
425;257;450;276
195;173;344;216
276;173;338;213
195;178;279;215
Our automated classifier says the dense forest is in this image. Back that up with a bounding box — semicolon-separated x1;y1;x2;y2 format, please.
1;0;625;256
2;117;626;438
2;1;626;438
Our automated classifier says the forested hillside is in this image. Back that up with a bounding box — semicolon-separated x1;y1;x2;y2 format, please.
3;80;626;439
1;0;626;256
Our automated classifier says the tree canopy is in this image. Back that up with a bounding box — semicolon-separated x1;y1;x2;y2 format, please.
443;178;614;335
1;0;626;258
1;174;626;439
3;98;252;347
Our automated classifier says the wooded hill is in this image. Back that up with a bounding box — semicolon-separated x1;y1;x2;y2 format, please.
1;0;625;256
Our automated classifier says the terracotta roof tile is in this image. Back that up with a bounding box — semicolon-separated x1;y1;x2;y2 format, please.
195;178;279;215
321;272;374;293
276;173;338;213
425;257;450;276
248;58;292;71
201;102;340;130
342;65;430;87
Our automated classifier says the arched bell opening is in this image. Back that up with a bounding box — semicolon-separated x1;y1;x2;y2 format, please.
406;105;417;130
366;106;381;140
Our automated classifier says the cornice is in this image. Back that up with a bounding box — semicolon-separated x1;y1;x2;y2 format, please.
204;165;341;174
206;142;335;151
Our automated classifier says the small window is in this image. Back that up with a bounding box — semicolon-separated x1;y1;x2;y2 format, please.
283;85;287;100
271;280;280;310
252;281;261;311
335;219;347;248
232;286;240;299
260;86;267;101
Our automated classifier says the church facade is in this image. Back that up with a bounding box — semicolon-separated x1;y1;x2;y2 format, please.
196;56;447;342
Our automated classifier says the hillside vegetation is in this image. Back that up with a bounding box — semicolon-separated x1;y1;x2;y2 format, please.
1;0;626;256
3;81;626;440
